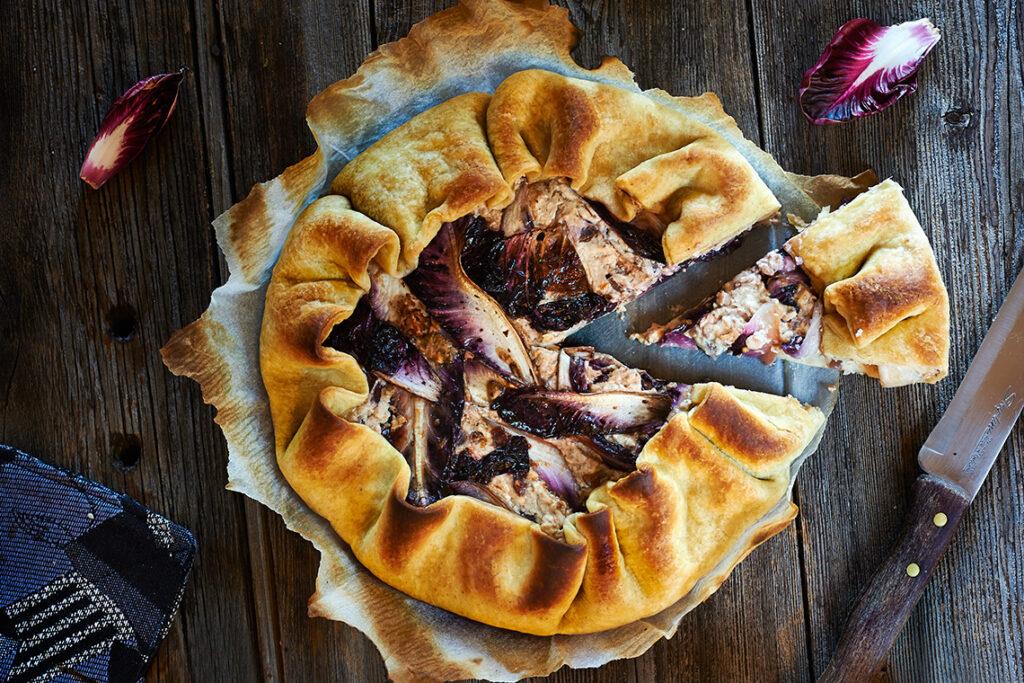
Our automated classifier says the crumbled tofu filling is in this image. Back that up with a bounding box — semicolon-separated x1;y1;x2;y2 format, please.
641;250;821;362
486;472;570;539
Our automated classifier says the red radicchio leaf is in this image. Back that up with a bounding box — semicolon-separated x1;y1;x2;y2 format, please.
80;70;185;189
799;18;940;125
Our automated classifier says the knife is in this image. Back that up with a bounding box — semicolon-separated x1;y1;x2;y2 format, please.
820;267;1024;683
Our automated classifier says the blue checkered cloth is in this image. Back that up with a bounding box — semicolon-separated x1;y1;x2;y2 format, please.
0;445;195;683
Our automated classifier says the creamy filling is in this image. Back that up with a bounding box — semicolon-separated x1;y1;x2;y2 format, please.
533;179;672;303
639;250;822;364
485;472;570;538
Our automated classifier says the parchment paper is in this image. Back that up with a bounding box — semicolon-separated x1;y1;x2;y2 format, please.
161;2;851;680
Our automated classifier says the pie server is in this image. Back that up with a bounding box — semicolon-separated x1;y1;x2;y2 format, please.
820;266;1024;682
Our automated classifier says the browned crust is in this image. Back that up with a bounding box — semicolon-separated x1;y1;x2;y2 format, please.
786;179;950;386
330;92;511;274
257;72;823;635
486;69;781;264
280;391;588;635
689;384;808;478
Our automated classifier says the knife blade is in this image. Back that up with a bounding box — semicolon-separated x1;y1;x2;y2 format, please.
918;268;1024;497
820;267;1024;683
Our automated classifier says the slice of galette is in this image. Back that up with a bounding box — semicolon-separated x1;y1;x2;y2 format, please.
637;180;950;386
260;71;827;636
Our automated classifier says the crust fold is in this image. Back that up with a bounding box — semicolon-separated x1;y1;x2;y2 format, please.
486;69;781;264
330;92;511;274
786;179;950;386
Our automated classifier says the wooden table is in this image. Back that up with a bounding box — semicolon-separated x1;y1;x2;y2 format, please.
2;1;1021;681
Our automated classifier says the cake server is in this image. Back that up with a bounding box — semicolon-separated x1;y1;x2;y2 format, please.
821;265;1024;682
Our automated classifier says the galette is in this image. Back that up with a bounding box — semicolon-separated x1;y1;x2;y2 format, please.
258;70;947;635
636;180;950;386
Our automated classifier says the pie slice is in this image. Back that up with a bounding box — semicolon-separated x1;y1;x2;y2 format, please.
637;180;950;387
259;70;830;636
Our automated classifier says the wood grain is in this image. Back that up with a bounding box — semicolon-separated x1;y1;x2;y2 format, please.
0;1;1020;682
750;1;1024;680
0;1;263;681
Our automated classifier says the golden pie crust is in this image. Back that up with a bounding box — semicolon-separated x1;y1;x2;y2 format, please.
787;179;950;386
260;71;824;635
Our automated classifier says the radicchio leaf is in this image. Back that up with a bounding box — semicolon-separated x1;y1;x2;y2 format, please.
324;298;442;402
799;18;941;124
521;437;583;510
580;434;641;471
406;223;537;384
444;435;530;484
407;356;465;507
491;389;672;439
80;70;185;189
784;301;824;359
461;215;611;332
531;294;614;332
658;328;699;350
585;199;666;264
367;269;460;366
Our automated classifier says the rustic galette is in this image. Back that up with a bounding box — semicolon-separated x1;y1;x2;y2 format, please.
637;180;950;386
258;69;942;636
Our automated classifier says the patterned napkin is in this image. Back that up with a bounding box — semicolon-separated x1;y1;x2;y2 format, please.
0;445;195;683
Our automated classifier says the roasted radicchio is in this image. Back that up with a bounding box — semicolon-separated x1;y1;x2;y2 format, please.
492;389;672;439
461;215;612;331
394;359;464;507
444;435;530;485
799;18;941;124
324;298;443;402
406;223;537;384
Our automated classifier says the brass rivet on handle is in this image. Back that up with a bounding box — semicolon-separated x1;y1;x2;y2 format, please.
933;512;948;527
906;563;921;577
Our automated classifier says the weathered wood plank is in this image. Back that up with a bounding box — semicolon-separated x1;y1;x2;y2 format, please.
201;1;380;681
0;1;263;682
749;1;1024;680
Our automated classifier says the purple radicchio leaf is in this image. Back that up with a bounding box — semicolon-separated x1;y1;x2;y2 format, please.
580;434;644;471
491;389;672;439
783;301;824;360
323;297;442;402
406;355;465;507
80;70;185;189
577;419;666;472
799;18;941;124
366;269;460;366
523;437;583;510
585;199;666;264
568;355;590;393
444;435;530;485
651;294;717;350
406;223;537;384
658;328;699;351
460;215;612;332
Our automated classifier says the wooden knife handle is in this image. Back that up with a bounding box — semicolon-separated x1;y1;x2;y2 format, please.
819;473;970;683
